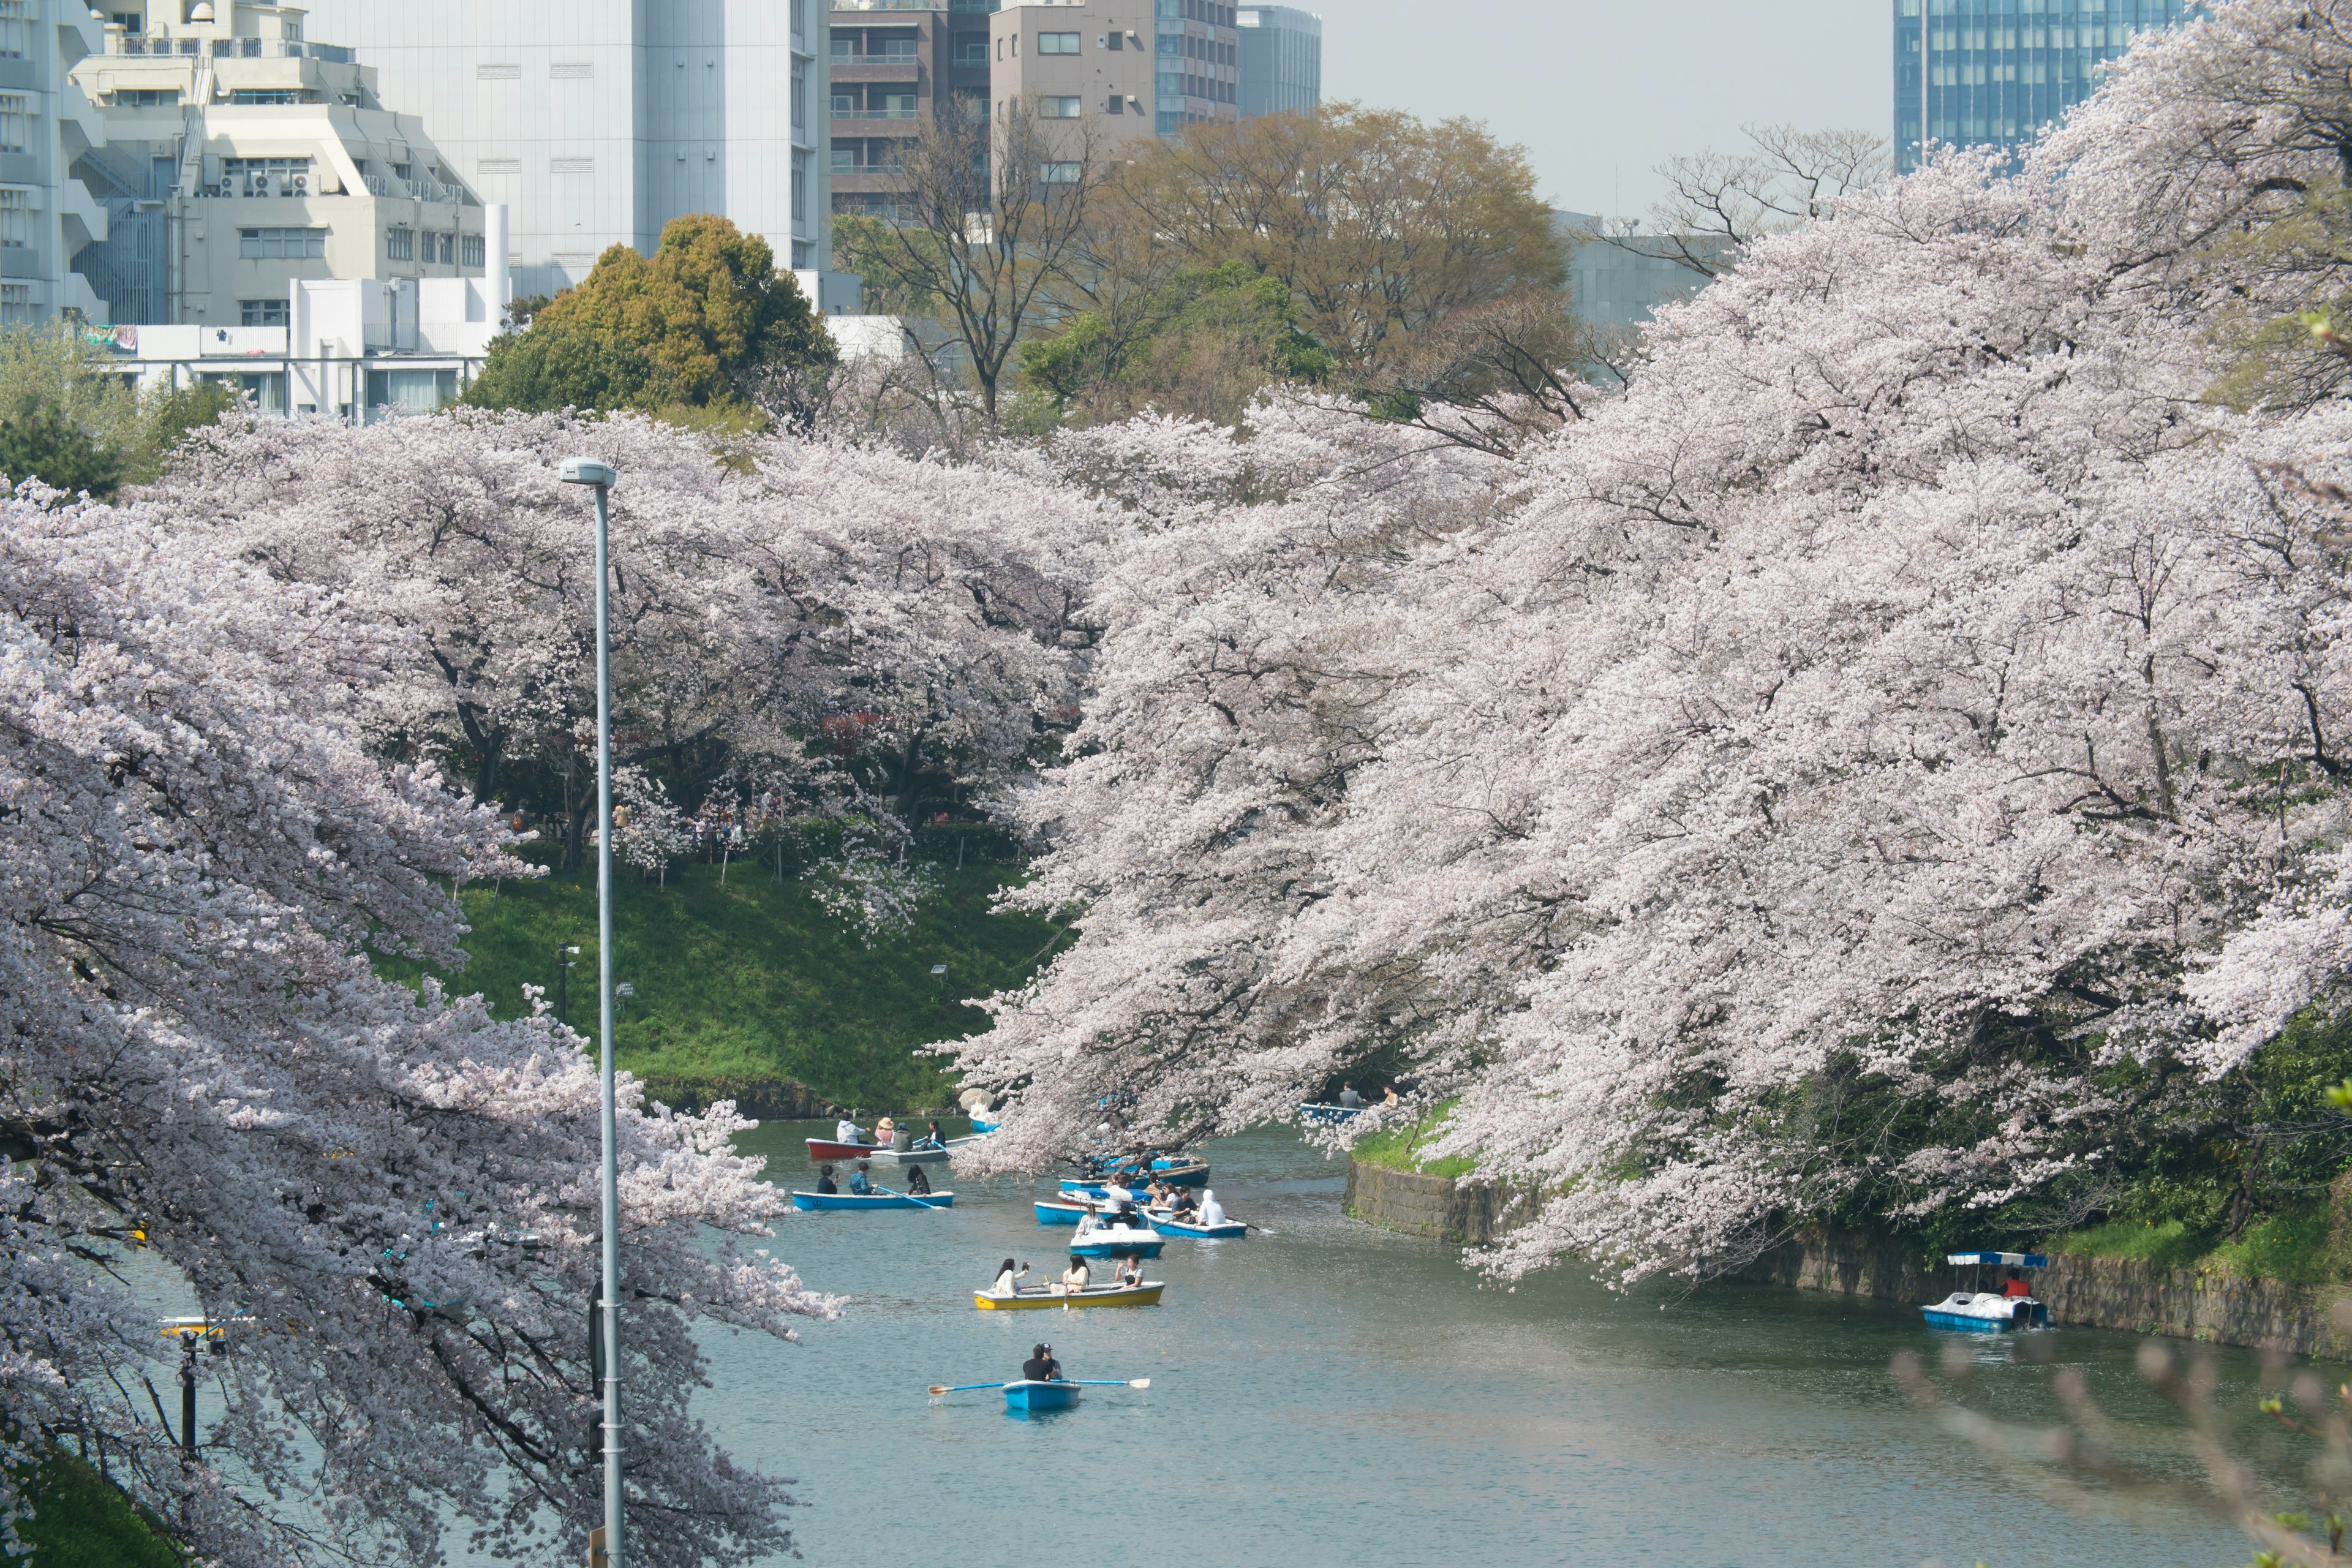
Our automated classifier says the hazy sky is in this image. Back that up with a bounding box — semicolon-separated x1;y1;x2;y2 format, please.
1319;0;1892;219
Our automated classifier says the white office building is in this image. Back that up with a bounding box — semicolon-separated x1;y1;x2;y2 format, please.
296;0;854;306
1235;5;1316;119
5;0;110;324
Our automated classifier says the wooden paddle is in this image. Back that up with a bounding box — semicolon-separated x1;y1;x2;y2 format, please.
926;1381;1007;1395
1067;1378;1152;1388
878;1185;944;1211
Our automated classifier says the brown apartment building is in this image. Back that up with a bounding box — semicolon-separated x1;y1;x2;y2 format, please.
829;1;995;221
830;0;1238;222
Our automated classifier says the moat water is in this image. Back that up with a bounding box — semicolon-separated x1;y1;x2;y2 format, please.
693;1122;2304;1568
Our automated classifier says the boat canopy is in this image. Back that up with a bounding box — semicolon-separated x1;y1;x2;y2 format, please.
1946;1251;2048;1268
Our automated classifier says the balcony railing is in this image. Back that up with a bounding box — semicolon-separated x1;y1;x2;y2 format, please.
830;46;921;61
834;107;919;119
111;35;354;61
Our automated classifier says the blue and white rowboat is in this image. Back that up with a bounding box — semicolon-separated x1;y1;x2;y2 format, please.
1069;1226;1164;1258
1004;1379;1079;1412
1150;1212;1245;1240
791;1190;954;1211
1035;1199;1093;1226
1300;1102;1364;1125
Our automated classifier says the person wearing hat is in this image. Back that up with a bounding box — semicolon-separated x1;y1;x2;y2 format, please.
1022;1343;1061;1382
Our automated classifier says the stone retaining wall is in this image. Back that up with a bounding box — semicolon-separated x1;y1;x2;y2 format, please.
1343;1158;2352;1360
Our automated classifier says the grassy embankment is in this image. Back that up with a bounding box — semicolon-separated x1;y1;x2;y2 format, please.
9;1448;181;1567
1345;1100;1476;1180
2046;1207;2349;1286
386;828;1065;1117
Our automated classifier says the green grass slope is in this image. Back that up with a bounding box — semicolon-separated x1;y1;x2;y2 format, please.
10;1449;181;1567
396;829;1063;1115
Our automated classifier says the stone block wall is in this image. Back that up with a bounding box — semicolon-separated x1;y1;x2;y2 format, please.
1343;1158;2352;1360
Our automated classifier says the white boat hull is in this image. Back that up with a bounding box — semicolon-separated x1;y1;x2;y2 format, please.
1921;1291;2045;1332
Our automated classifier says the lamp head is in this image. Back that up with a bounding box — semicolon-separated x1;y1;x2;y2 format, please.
559;457;617;488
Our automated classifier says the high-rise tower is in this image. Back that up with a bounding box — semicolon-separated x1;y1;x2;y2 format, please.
1895;0;2187;173
1236;6;1317;119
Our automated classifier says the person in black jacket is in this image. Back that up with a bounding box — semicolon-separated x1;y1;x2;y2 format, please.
1021;1343;1061;1382
815;1165;839;1195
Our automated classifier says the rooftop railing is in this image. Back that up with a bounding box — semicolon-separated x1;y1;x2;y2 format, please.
111;36;355;62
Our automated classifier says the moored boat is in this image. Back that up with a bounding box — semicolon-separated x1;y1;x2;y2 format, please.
1299;1102;1363;1125
1921;1250;2048;1332
1003;1379;1078;1411
791;1189;955;1211
972;1281;1164;1311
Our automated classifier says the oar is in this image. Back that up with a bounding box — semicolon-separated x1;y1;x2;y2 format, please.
1242;1219;1278;1237
879;1186;944;1211
1066;1378;1152;1388
926;1381;1008;1396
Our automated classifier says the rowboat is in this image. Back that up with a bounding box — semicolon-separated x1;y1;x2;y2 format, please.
1035;1199;1093;1226
1150;1212;1245;1240
1068;1225;1164;1258
805;1138;950;1166
972;1281;1164;1311
791;1189;954;1211
1058;1178;1152;1201
1922;1250;2048;1332
1004;1379;1077;1411
1299;1101;1364;1125
1145;1156;1209;1188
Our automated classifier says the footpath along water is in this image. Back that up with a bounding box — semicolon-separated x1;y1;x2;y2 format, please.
707;1123;2294;1567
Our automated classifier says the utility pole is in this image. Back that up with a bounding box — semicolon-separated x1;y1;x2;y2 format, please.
560;455;624;1568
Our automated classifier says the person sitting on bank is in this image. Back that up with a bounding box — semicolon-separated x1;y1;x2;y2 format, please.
2000;1267;2032;1298
815;1164;839;1196
1059;1254;1090;1294
848;1161;875;1196
1022;1343;1061;1382
990;1258;1028;1297
906;1164;932;1196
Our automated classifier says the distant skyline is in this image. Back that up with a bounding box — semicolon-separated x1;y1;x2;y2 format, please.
1320;0;1890;220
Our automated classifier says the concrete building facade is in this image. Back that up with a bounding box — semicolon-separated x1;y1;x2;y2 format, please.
70;2;489;333
6;0;110;323
1894;0;2188;173
987;0;1160;153
295;0;850;304
1235;4;1314;119
828;0;978;223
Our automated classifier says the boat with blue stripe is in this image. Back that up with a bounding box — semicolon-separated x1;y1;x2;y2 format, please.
792;1189;954;1211
1068;1225;1164;1258
1150;1211;1245;1240
1005;1379;1078;1412
1921;1251;2048;1332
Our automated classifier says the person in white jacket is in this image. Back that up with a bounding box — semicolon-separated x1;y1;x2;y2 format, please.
1198;1189;1226;1227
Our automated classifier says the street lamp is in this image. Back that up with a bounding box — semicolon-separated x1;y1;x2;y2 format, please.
559;454;624;1568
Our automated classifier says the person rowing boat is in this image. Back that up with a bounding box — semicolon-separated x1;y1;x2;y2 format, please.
1197;1189;1226;1228
1058;1254;1090;1294
1022;1342;1061;1382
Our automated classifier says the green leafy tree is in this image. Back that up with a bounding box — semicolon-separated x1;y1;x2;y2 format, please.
464;214;835;415
0;402;122;496
1020;260;1331;426
832;213;948;318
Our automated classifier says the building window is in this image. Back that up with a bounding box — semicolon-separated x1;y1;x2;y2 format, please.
0;188;28;249
1107;29;1123;50
791;149;809;235
1039;161;1079;183
241;227;326;258
364;368;457;418
1042;96;1081;118
386;226;414;261
792;72;805;133
115;89;183;107
461;232;484;267
0;1;28;61
1104;94;1124;114
1039;31;1080;53
0;282;30;323
240;298;288;326
437;232;454;264
228;90;308;105
0;94;26;154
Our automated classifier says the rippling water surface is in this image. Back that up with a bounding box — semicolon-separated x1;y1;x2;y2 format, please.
696;1123;2299;1567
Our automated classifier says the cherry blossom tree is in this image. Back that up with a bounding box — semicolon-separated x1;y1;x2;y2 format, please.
952;0;2352;1288
0;484;834;1565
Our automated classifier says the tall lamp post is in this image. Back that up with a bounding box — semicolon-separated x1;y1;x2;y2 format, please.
559;455;623;1568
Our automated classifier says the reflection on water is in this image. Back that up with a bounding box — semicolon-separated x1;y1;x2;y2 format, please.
692;1122;2304;1567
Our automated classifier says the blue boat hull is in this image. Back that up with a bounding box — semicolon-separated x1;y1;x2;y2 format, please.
1300;1102;1364;1125
1921;1303;2045;1332
1069;1237;1165;1258
1004;1379;1079;1412
1035;1200;1089;1225
791;1191;954;1211
1151;1216;1245;1240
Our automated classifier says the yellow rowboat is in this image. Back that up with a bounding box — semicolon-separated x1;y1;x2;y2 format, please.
972;1282;1164;1311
